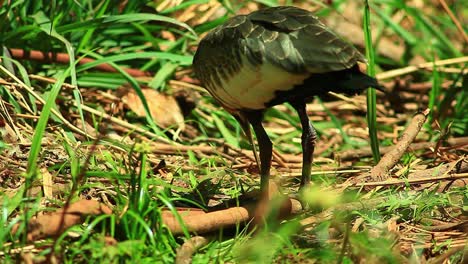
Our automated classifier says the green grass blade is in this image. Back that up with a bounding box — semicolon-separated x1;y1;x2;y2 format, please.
372;5;417;46
77;72;128;89
26;68;70;177
148;62;179;90
32;11;83;140
428;58;441;123
364;0;381;163
76;52;193;72
212;112;239;148
253;0;279;7
56;13;197;38
406;7;462;57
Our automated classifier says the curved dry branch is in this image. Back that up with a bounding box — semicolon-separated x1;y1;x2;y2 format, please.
369;109;430;181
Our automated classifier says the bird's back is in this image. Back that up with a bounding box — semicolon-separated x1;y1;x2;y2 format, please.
193;6;374;111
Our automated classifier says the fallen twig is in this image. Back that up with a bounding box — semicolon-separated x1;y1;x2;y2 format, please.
427;247;466;264
369;109;430;181
410;157;468;178
350;172;468;187
345;158;468;187
0;65;89;138
175;236;209;264
419;221;468;232
376;56;468;80
7;48;152;77
438;0;468;44
337;137;468;161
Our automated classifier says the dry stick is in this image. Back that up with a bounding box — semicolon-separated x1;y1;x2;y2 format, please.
325;91;388;118
28;74;75;89
328;91;367;112
376;56;468;80
438;0;468;44
0;65;90;138
407;158;468;179
0;244;38;256
169;80;207;93
169;164;364;177
272;149;288;168
433;66;468;74
195;1;221;25
427;247;465;264
0;78;35;114
0;97;25;143
345;159;468;188
175;236;209;264
286;169;367;178
315;134;341;156
419;220;468;232
337;137;468;161
369;109;430;181
355;172;468;187
395;80;453;92
8;48;152;77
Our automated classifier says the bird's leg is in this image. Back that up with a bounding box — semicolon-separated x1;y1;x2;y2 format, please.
245;111;272;194
235;114;260;172
291;101;317;188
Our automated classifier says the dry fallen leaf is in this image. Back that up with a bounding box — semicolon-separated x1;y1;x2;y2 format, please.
0;117;19;144
122;89;185;131
40;167;54;199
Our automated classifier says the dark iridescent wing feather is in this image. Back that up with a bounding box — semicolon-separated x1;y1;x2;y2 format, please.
245;6;366;73
193;6;366;94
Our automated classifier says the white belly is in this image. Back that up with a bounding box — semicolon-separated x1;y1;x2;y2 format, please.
212;56;309;110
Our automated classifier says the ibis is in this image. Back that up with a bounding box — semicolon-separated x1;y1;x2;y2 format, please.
193;6;383;195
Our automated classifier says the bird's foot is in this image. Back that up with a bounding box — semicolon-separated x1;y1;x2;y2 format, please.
289;183;313;211
253;181;293;225
289;194;310;212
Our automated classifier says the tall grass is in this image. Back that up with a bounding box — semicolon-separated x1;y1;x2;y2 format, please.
0;1;466;263
363;0;381;163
